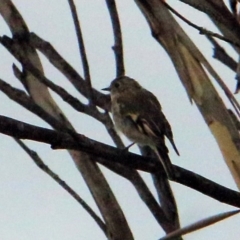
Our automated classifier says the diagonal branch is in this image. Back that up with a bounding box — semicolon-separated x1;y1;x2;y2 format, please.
163;1;240;116
178;0;240;52
0;78;68;130
28;33;111;111
15;138;107;234
160;209;240;240
163;1;240;47
12;64;104;122
1;115;240;209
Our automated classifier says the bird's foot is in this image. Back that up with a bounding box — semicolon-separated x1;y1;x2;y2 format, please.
123;142;135;152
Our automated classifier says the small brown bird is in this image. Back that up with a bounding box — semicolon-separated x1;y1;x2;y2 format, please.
103;76;179;178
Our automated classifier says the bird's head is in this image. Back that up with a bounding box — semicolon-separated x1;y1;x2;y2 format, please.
102;76;141;96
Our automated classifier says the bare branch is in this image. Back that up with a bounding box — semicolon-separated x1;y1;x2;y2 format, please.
29;33;111;111
105;0;125;76
207;36;238;71
163;2;240;114
2;50;173;231
152;174;180;230
67;0;94;103
140;146;181;232
13;60;125;150
134;0;240;189
0;77;68;130
160;209;240;240
13;64;105;122
163;1;240;47
15;138;107;234
178;0;240;52
28;30;170;230
0;2;135;238
0;0;66;120
1;115;240;209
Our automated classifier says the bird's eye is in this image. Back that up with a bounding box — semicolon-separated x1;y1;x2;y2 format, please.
114;82;120;88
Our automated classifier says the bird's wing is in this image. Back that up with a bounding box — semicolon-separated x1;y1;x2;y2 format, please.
117;89;179;155
137;90;180;156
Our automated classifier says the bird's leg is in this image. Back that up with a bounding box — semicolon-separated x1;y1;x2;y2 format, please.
123;142;135;151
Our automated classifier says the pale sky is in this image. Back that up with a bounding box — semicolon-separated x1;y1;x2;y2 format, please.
0;0;239;239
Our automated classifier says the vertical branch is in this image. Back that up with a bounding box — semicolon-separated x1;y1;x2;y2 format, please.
152;174;180;230
105;0;125;76
67;0;94;103
106;0;181;235
104;1;179;234
140;146;182;236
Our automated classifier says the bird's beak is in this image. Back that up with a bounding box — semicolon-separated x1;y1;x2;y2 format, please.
102;87;110;91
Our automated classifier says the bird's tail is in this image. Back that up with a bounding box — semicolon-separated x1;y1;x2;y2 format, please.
155;148;175;179
169;138;180;156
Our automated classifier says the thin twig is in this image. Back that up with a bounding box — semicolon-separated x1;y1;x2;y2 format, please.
228;109;240;130
207;35;238;71
13;64;105;122
67;0;94;104
160;1;240;118
105;0;125;76
15;138;107;234
29;33;111;110
206;36;240;96
160;209;240;240
0;78;68;130
163;1;240;48
13;62;125;148
229;97;240;117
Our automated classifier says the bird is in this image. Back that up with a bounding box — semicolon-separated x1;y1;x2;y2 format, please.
102;76;179;179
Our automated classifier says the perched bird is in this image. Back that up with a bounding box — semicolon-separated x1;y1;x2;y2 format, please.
102;76;179;178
